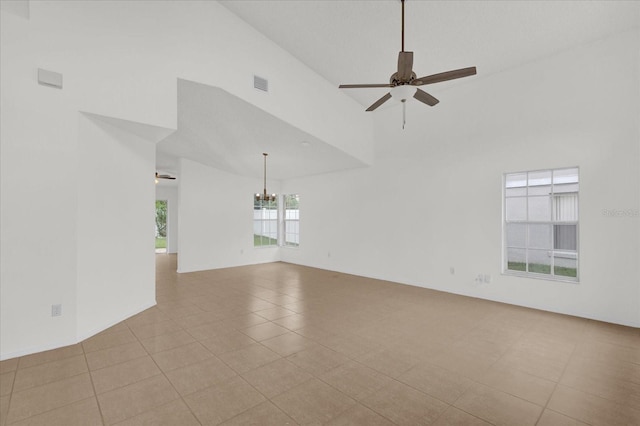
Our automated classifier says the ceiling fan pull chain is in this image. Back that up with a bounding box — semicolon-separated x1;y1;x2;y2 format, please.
402;99;406;129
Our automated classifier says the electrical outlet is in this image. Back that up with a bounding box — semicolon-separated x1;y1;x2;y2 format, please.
51;304;62;317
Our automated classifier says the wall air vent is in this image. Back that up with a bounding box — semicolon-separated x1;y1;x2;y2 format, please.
254;75;268;92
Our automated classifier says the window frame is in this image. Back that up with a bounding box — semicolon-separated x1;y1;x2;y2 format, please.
282;194;300;249
502;167;580;283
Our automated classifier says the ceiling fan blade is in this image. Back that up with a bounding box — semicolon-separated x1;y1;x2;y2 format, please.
413;89;439;106
366;92;392;111
397;51;414;81
339;83;393;89
156;173;176;180
412;66;477;86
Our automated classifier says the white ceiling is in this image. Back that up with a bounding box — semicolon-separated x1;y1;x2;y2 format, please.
156;79;366;180
220;0;640;108
157;1;638;180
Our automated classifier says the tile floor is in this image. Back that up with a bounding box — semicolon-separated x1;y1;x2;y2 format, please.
1;254;639;425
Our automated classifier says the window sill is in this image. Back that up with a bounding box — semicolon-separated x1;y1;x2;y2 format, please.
502;270;579;284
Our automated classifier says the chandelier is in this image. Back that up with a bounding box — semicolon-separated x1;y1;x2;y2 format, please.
255;153;276;202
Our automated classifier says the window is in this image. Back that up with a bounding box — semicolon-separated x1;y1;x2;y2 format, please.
504;167;579;281
283;194;300;247
254;197;278;247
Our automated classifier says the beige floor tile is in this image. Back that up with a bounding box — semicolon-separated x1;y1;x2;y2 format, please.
454;383;543;426
240;322;289;342
86;341;148;371
325;403;394;426
260;332;315;357
91;355;160;394
397;361;473;404
17;344;84;369
186;321;235;340
561;356;640;410
286;345;350;376
113;398;200;426
151;341;213;372
242;358;312;399
431;406;492;425
165;356;237;396
255;307;297;321
272;314;308;331
185;375;266;425
139;329;196;354
83;328;138;353
129;319;183;340
0;372;14;397
0;395;9;426
7;373;95;424
0;359;18;374
10;397;102;426
222;313;270;330
173;311;223;329
360;379;447;425
478;364;556;406
319;334;381;359
429;347;500;381
13;354;88;393
200;330;257;355
536;409;590;426
272;378;356;425
356;348;421;378
547;384;640;426
320;361;392;401
97;374;179;425
125;307;170;328
220;401;296;425
218;343;281;374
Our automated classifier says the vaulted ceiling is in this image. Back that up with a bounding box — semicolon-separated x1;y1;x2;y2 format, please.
220;0;639;108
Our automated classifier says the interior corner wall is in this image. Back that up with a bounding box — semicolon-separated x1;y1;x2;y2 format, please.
177;159;281;273
76;115;157;340
156;185;179;254
282;29;640;327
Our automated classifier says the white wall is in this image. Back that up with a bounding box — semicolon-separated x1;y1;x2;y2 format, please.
156;185;179;254
178;159;281;273
76;114;157;340
1;0;369;359
283;30;640;327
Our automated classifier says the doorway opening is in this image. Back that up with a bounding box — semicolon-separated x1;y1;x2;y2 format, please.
155;200;168;253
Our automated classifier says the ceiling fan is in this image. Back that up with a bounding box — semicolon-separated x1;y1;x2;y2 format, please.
339;0;477;117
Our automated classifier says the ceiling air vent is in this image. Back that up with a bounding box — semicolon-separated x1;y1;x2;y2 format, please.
254;75;268;92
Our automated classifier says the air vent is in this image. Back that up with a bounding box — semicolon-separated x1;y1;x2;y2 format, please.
254;75;268;92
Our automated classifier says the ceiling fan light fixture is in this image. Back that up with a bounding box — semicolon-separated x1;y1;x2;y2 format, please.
390;85;417;102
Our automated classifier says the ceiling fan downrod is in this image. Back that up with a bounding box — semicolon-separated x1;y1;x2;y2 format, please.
401;0;405;52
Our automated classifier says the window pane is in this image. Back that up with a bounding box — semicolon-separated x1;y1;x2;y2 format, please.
554;225;577;250
553;183;579;194
553;168;579;185
528;185;551;196
554;256;577;278
506;173;527;189
506;223;526;247
553;193;578;221
528;196;551;221
529;224;552;249
528;249;551;274
506;197;527;221
528;170;552;187
507;248;526;271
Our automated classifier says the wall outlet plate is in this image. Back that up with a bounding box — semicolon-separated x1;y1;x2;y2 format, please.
51;304;62;317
